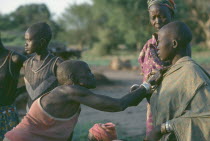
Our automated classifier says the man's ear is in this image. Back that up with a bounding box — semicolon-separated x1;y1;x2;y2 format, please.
172;40;178;49
68;73;77;84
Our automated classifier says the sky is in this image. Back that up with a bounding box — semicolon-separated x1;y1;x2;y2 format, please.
0;0;92;18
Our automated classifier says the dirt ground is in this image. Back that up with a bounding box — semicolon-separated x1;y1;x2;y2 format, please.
78;66;147;137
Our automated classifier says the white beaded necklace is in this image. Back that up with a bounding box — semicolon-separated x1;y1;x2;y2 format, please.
0;52;9;69
30;53;50;73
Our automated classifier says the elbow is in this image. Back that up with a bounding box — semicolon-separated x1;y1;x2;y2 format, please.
104;102;126;112
98;100;127;112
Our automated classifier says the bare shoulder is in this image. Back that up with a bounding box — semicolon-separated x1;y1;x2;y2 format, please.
51;85;74;95
52;85;92;97
12;51;27;65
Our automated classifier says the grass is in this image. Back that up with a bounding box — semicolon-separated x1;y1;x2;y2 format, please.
81;48;210;67
191;49;210;66
81;49;139;67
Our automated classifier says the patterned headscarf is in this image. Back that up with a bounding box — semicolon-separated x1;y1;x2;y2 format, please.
147;0;176;14
89;123;117;141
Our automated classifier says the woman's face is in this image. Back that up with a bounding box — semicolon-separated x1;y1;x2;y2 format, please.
149;4;172;31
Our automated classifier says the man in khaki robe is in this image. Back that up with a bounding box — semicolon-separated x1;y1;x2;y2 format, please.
147;21;210;141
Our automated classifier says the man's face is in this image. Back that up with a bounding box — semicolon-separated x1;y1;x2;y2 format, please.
75;63;96;89
157;30;174;61
149;5;172;31
24;30;40;54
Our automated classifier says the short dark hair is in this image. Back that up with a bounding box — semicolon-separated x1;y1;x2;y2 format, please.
27;22;52;44
161;21;192;47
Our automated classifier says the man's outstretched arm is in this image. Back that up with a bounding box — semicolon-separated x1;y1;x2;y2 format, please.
62;84;148;112
59;69;162;112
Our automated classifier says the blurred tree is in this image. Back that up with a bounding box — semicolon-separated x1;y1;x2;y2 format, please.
10;4;59;36
184;0;210;48
92;0;152;50
0;14;14;30
58;0;152;54
57;3;97;49
0;4;60;46
1;0;209;52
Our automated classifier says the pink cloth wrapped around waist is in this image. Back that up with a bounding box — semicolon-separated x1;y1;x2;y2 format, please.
5;97;80;141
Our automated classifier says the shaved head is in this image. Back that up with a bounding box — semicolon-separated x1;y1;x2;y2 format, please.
57;60;96;88
159;21;192;48
57;60;86;84
157;21;192;63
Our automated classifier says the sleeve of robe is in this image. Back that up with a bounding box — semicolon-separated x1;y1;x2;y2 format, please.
169;83;210;141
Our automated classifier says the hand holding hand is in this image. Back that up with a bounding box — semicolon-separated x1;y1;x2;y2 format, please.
147;67;169;86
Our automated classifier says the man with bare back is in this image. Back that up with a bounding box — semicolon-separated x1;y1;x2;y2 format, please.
4;60;162;141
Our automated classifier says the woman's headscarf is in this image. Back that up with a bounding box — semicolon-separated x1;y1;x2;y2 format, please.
147;0;176;14
89;123;117;141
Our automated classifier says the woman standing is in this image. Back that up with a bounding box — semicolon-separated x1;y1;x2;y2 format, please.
138;0;176;139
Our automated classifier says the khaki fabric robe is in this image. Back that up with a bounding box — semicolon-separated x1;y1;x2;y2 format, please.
150;56;210;141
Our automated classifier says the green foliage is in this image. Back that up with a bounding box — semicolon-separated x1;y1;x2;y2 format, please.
82;49;139;66
93;0;152;49
175;0;210;48
192;47;210;65
91;43;109;56
58;0;152;53
0;14;14;30
10;4;51;30
1;31;25;47
57;3;97;48
1;0;210;52
1;4;58;33
0;3;60;46
82;46;210;67
57;0;210;53
91;28;123;55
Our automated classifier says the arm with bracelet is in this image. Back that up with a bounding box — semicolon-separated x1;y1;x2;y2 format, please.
161;121;173;134
64;70;163;113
